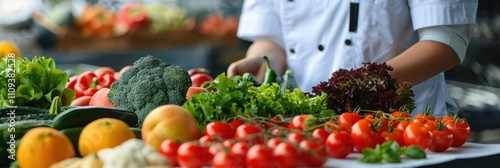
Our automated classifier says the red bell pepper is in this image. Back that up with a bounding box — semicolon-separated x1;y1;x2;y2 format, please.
66;75;83;98
117;3;148;30
74;71;116;96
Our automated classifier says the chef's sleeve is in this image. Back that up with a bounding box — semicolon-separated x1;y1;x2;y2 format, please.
417;25;474;63
237;0;285;48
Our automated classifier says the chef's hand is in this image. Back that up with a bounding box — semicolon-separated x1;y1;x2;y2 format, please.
227;39;287;82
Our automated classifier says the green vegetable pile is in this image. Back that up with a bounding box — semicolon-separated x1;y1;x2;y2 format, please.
0;56;75;108
108;56;192;126
359;141;426;164
183;73;333;128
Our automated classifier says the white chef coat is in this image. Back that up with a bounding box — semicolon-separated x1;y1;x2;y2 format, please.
237;0;478;116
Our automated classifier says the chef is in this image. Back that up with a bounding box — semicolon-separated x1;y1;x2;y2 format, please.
227;0;478;116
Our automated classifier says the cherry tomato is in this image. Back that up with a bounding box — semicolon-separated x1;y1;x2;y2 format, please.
440;115;455;124
350;119;383;152
287;131;306;144
212;151;245;168
375;118;389;134
380;129;405;147
273;142;300;168
412;109;435;124
246;144;275;168
395;120;411;132
312;127;330;144
188;68;210;76
205;121;235;139
403;122;432;150
266;137;284;149
288;114;312;131
199;135;215;144
159;139;181;166
338;112;361;127
208;143;223;158
235;124;263;139
428;123;453;152
267;116;288;128
229;119;245;130
177;142;210;168
231;141;250;159
299;140;328;167
326;131;354;158
446;119;471;147
191;73;214;87
391;110;412;118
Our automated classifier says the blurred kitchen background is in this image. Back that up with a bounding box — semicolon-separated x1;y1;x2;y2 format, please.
1;0;499;143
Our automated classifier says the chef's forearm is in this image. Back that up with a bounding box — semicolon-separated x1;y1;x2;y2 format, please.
246;39;288;75
386;40;460;86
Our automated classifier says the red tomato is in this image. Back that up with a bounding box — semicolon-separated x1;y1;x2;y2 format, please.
229;119;245;129
380;129;405;147
312;127;330;144
396;120;411;132
375;118;389;134
350;119;383;152
208;143;223;158
246;144;275;168
188;68;210;77
288;115;312;131
198;135;215;144
94;67;115;77
325;131;354;158
440;116;455;124
273;142;300;168
403;122;432;150
159;139;181;166
235;124;263;139
429;127;453;152
446;119;471;147
212;151;245;168
205;121;235;139
412;109;436;124
287;132;306;144
266;137;284;149
177;142;210;168
299;140;328;167
338;112;361;127
391;110;412;118
191;73;214;87
267;116;287;128
231;141;250;159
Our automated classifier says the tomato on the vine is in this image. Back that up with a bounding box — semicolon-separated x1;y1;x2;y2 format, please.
403;122;432;150
299;139;328;167
287;131;306;144
205;121;235;139
212;151;245;168
235;124;263;139
350;119;383;152
198;135;215;144
230;119;245;129
159;139;181;166
412;108;435;124
246;144;275;168
396;120;411;132
428;121;453;152
267;116;288;128
273;142;300;168
231;141;250;159
446;119;471;147
380;129;404;147
288;114;312;131
177;142;211;168
326;131;354;158
338;112;361;127
312;127;330;144
266;137;284;149
391;110;412;118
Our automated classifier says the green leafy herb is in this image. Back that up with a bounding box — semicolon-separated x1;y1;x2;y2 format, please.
359;141;425;164
0;56;75;108
183;73;332;129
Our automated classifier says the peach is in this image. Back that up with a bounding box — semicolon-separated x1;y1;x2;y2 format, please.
186;86;208;100
142;105;201;150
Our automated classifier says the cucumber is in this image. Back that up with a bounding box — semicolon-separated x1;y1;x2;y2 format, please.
51;106;139;130
0;106;53;124
60;127;84;157
1;120;51;143
130;127;142;139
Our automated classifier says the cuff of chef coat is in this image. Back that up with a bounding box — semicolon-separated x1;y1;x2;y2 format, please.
237;13;283;45
418;25;473;63
410;1;478;30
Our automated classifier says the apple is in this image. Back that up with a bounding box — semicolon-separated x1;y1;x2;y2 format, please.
142;105;201;150
191;73;213;87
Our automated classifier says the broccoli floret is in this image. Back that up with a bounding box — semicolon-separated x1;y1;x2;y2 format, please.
108;56;192;126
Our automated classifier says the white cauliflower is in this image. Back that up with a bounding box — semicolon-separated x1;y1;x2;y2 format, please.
97;139;171;168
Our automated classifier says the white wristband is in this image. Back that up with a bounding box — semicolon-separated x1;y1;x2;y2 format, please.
417;24;474;63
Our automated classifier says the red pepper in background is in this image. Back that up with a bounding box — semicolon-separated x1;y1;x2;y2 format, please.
66;75;82;98
74;71;116;96
117;3;148;31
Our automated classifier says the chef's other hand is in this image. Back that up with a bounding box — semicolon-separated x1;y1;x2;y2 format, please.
227;56;268;82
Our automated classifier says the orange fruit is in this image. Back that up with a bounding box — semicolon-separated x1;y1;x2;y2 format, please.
78;118;136;157
17;127;75;168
